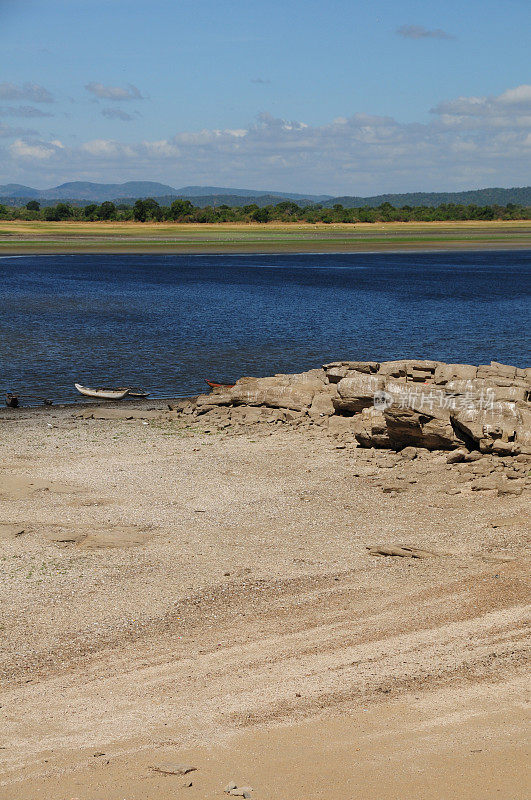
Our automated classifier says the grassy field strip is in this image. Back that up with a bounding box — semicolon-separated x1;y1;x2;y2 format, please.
0;220;529;253
1;235;530;245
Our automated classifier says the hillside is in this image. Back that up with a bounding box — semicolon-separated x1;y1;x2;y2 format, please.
0;182;529;209
323;187;531;208
0;182;328;205
122;193;318;208
175;186;331;201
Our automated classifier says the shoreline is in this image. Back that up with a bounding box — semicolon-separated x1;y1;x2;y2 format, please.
1;219;529;254
1;241;530;256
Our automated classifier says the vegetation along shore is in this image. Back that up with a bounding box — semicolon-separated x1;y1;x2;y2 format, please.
1;219;530;254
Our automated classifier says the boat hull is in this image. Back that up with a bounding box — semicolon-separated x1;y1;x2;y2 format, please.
74;383;130;400
205;379;235;390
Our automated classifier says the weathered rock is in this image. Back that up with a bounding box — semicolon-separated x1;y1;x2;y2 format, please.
489;386;529;403
470;476;499;491
463;451;484;462
287;368;326;386
231;381;316;412
190;358;530;454
446;449;467;463
489;361;517;379
229;406;265;425
196;407;231;426
399;446;418;460
497;480;524;496
433;363;477;385
308;386;337;421
491;440;521;456
382;404;462;450
452;401;521;450
467;461;495;475
345;361;380;374
324;360;379;374
406;360;440;382
327;415;357;436
377;360;407;378
167;398;196;413
352;410;392;448
196;392;232;408
325;366;350;383
335;373;385;414
443;378;489;398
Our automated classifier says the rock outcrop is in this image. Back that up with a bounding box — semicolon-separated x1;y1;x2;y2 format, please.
171;359;531;454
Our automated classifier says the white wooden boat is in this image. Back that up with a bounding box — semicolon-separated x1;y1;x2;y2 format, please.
74;383;130;400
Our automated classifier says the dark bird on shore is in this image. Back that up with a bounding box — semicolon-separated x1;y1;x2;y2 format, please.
6;393;19;408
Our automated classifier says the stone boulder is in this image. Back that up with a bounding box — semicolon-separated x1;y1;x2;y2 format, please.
433;363;477;385
352;409;392;448
199;370;322;413
189;358;530;453
405;360;441;382
308;385;337;421
334;373;385;414
382;403;463;450
452;400;525;453
377;360;407;378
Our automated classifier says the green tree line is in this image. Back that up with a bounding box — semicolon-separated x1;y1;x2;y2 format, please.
0;197;529;223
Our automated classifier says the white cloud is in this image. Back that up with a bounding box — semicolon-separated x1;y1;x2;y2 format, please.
431;84;531;130
81;139;135;157
9;139;57;159
498;85;531;105
85;82;144;101
0;82;54;102
141;139;180;157
2;85;530;193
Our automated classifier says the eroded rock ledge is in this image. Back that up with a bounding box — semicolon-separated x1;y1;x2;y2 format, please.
171;359;531;456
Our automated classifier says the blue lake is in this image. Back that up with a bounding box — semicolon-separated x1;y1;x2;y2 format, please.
0;250;529;404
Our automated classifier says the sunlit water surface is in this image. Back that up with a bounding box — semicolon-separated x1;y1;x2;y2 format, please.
0;250;529;404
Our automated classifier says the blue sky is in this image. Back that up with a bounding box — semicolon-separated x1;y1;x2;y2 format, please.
1;0;530;194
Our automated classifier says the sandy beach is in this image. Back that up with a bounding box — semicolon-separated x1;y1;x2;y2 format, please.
0;398;529;799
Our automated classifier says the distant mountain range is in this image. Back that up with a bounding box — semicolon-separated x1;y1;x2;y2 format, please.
0;181;529;208
321;187;531;209
0;181;331;205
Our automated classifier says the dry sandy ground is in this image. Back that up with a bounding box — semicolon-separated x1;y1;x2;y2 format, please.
0;403;529;799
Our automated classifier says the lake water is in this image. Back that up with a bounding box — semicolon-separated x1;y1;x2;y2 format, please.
1;251;529;405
